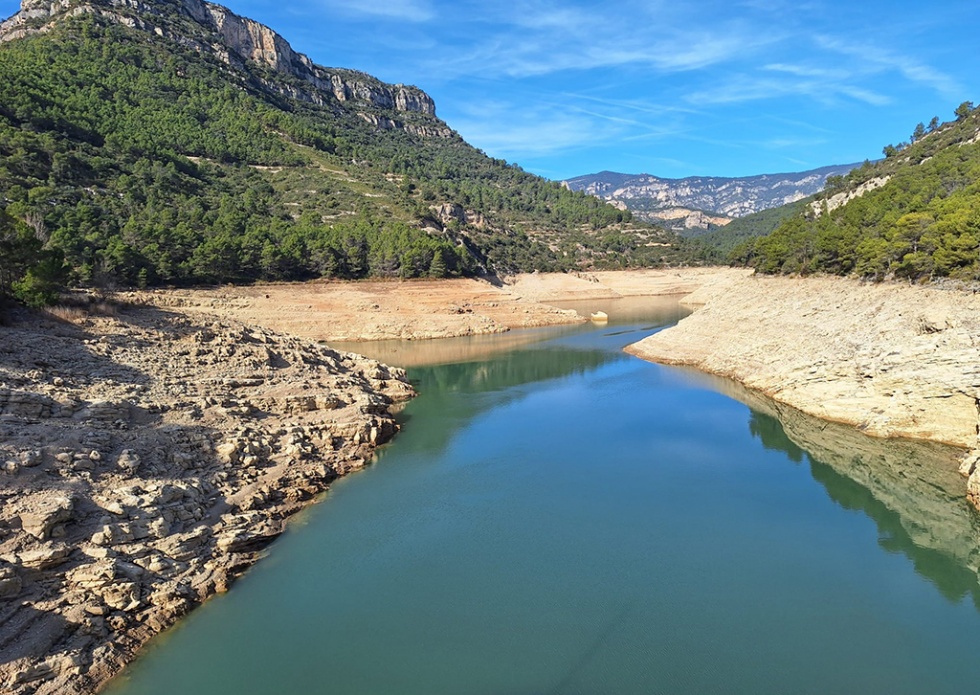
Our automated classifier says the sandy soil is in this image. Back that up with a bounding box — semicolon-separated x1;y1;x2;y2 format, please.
135;268;749;343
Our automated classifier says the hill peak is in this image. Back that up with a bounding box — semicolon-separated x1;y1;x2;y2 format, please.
2;0;443;130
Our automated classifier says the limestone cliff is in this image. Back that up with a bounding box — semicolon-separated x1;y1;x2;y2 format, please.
0;0;448;135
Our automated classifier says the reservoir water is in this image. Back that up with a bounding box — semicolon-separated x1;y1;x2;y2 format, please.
106;297;980;694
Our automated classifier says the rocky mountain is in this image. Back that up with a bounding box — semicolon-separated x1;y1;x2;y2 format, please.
0;0;696;305
1;0;447;138
563;164;859;232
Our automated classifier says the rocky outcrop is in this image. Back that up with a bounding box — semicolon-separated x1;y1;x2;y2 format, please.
563;164;860;228
0;0;445;132
810;176;890;216
626;274;980;506
429;203;487;229
637;207;732;230
0;303;413;694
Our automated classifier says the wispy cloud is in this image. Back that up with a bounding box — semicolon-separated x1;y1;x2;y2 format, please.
429;31;760;80
449;99;627;159
414;2;774;80
764;63;847;80
316;0;434;22
686;64;892;107
561;93;703;118
815;36;962;98
261;0;980;177
757;136;830;149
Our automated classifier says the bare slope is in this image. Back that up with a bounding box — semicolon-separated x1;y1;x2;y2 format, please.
138;268;749;342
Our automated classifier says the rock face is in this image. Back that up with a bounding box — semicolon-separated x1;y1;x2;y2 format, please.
0;302;413;694
626;274;980;506
810;176;891;216
644;207;733;230
0;0;448;136
563;164;860;230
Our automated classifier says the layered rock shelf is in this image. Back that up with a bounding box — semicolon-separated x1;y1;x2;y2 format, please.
0;302;413;694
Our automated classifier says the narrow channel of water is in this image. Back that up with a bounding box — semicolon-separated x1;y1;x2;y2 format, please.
106;297;980;695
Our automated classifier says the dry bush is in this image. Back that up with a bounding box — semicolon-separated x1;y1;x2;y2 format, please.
43;292;122;323
92;301;118;316
44;304;88;324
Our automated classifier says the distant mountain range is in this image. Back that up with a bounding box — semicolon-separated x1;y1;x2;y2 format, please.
563;164;861;232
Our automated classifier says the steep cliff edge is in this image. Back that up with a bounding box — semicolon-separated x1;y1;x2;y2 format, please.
626;274;980;506
0;0;446;134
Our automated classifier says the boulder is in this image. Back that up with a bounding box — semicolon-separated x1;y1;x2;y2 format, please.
0;563;22;598
19;495;75;540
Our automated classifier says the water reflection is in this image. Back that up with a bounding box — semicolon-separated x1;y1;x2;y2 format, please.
375;297;689;461
686;369;980;606
386;346;615;460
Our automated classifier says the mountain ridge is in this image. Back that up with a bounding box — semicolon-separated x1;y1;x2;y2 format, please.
1;0;449;138
563;163;860;230
742;103;980;280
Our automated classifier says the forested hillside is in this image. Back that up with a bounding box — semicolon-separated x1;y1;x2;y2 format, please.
695;199;812;257
0;0;693;306
736;103;980;281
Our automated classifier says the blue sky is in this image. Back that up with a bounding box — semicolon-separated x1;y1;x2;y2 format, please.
3;0;978;180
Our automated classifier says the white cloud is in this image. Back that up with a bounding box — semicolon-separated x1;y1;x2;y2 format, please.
317;0;434;22
686;65;892;107
758;136;830;149
814;36;962;98
424;30;760;80
448;100;624;159
561;93;702;118
764;63;848;79
411;1;774;80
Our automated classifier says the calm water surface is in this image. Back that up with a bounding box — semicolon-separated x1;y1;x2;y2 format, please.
107;298;980;695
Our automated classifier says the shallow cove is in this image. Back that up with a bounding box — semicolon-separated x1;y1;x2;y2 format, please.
106;297;980;695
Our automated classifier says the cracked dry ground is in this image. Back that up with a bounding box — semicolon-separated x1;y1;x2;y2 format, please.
0;302;414;694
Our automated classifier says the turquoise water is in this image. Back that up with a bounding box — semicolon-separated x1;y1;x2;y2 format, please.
107;299;980;695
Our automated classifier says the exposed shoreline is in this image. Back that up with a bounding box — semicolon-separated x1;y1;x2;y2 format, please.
8;265;978;694
625;273;980;505
0;305;413;694
139;267;749;342
0;267;744;694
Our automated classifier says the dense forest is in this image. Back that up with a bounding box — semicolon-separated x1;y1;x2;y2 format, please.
0;6;696;306
733;104;980;281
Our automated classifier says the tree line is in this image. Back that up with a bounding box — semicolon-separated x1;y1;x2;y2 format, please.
732;103;980;282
